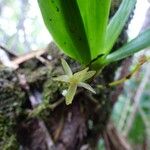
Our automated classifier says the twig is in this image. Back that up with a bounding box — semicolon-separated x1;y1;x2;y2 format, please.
0;45;48;69
109;55;149;87
13;48;47;66
48;98;65;110
0;44;18;57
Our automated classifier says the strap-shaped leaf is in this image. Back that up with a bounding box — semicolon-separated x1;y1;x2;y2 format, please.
105;28;150;63
77;0;111;59
105;0;136;53
38;0;91;64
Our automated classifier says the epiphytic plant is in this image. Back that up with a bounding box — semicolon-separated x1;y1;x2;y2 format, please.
38;0;150;104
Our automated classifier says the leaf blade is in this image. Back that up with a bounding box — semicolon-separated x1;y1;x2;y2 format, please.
38;0;91;64
77;0;111;59
105;28;150;63
105;0;136;53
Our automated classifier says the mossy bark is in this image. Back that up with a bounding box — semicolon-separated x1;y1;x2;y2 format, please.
0;45;128;150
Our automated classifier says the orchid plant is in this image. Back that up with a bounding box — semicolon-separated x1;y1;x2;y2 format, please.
38;0;150;105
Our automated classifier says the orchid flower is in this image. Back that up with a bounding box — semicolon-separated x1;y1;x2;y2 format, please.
53;59;96;105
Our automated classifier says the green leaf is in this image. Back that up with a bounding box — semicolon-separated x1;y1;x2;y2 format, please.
38;0;91;64
61;59;72;76
105;28;150;64
78;82;96;94
66;84;77;105
105;0;136;53
77;0;111;59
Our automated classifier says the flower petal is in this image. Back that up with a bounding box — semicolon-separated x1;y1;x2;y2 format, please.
53;75;69;82
82;71;96;81
78;82;96;94
61;59;72;76
73;67;89;82
66;84;77;105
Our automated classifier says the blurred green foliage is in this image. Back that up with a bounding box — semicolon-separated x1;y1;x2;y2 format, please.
129;113;145;143
112;62;150;149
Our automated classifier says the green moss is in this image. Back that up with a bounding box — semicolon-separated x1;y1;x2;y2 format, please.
0;68;25;149
0;113;19;149
18;66;52;89
43;79;61;104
